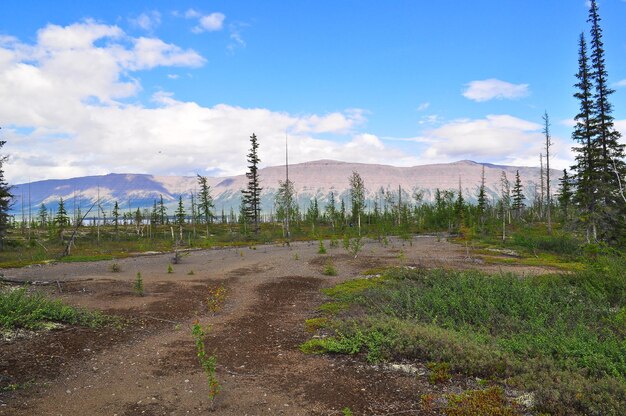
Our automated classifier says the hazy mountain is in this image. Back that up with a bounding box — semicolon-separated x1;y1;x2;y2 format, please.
9;160;561;218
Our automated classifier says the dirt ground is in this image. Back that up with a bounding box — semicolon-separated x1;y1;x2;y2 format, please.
0;236;553;416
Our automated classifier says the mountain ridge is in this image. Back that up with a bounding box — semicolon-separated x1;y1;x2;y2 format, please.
9;159;561;217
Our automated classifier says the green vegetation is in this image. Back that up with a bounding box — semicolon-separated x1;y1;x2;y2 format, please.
317;240;326;254
133;272;144;296
0;288;110;330
322;259;337;276
191;322;220;408
302;258;626;415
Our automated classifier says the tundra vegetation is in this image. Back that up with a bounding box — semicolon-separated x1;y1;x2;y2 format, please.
0;1;624;414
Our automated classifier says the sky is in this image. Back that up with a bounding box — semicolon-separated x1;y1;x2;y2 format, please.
1;0;626;184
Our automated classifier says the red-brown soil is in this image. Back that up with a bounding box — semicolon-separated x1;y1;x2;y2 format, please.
0;236;552;415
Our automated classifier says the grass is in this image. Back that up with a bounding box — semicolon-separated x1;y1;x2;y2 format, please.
302;258;626;415
0;288;111;330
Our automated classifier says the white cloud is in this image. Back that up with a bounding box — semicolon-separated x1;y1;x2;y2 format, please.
129;11;161;32
0;21;417;183
416;102;430;111
416;114;575;170
463;78;530;102
615;79;626;88
190;12;226;33
129;37;204;70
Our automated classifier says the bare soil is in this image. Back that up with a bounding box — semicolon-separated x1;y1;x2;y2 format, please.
0;236;553;415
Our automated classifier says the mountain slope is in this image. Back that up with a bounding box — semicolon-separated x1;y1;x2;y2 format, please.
9;160;561;217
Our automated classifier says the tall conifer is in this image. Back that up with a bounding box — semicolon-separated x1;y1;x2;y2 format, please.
242;133;262;234
571;32;598;241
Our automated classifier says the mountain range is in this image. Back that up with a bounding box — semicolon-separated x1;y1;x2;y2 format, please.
9;160;562;218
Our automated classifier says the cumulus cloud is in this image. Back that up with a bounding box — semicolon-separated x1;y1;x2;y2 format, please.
0;20;416;183
415;114;572;167
615;79;626;88
463;78;530;102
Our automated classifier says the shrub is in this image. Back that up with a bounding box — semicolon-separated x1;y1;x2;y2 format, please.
191;322;220;408
133;272;144;296
323;260;337;276
318;240;327;254
0;288;108;330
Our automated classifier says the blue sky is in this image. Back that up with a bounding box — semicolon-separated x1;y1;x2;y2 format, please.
1;0;625;183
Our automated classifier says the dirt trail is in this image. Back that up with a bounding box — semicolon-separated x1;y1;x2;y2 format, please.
1;237;553;415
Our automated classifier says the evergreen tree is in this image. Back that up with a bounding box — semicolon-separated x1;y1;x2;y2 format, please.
349;171;365;234
54;197;70;228
512;170;526;218
38;203;48;228
0;137;10;250
150;200;159;225
571;32;599;241
454;178;465;227
306;197;320;232
557;169;574;221
197;175;215;231
339;199;346;227
587;0;626;242
112;201;120;232
477;165;488;225
134;207;143;227
326;191;337;228
241;133;262;234
157;195;167;224
175;195;186;227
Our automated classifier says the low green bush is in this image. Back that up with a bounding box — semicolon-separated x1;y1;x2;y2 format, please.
0;288;110;330
303;258;626;415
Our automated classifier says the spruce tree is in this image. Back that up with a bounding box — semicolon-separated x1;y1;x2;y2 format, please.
54;197;70;228
587;0;626;242
175;195;186;227
0;138;11;250
477;165;488;226
38;203;48;228
112;201;120;232
326;191;337;228
242;133;262;234
150;200;159;225
197;175;215;233
454;177;465;227
557;169;574;222
571;32;599;241
158;195;167;225
512;170;525;218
